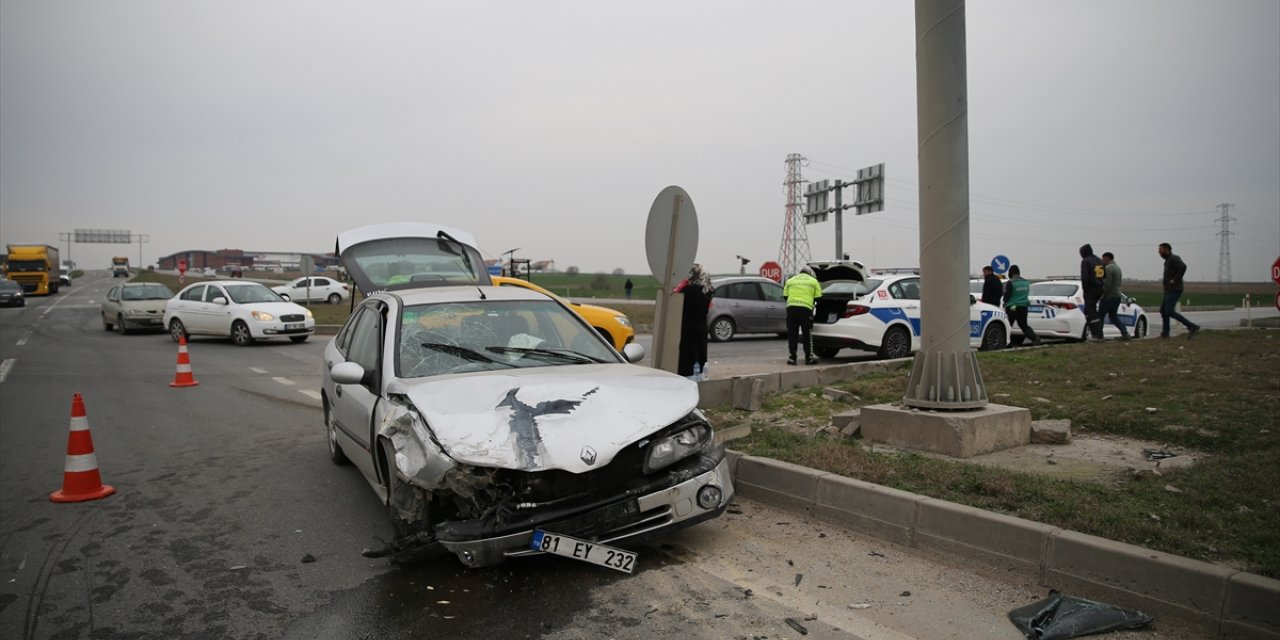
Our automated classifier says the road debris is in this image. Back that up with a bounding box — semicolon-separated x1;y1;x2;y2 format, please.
899;590;911;597
867;551;886;558
794;573;803;587
1008;589;1152;639
849;603;872;610
300;553;316;563
784;618;809;635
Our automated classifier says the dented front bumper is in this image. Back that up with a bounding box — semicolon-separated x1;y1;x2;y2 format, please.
437;449;734;568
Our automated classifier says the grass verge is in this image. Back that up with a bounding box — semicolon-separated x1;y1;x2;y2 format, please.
707;331;1280;577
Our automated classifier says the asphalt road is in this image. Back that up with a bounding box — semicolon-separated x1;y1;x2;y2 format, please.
0;273;1214;639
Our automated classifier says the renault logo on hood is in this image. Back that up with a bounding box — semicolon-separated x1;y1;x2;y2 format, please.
580;446;598;466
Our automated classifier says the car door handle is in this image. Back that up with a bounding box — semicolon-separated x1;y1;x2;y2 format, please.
335;385;342;398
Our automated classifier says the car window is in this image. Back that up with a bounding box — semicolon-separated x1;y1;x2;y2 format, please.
397;299;617;378
335;306;366;355
204;285;225;302
347;307;382;373
760;282;784;302
225;284;285;304
888;278;921;300
1029;283;1079;297
344;236;488;291
180;285;206;301
315;278;332;287
728;282;762;301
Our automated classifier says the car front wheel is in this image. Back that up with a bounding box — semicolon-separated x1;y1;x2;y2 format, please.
116;314;129;335
709;317;735;342
325;402;350;465
981;323;1007;351
169;319;187;343
231;320;254;346
1135;317;1147;339
878;325;912;359
814;346;840;359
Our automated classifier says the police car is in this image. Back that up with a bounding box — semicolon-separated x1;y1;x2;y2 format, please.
810;265;1010;360
1019;279;1148;343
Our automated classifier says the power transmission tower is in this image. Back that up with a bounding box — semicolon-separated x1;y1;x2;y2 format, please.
1215;203;1234;291
778;153;812;277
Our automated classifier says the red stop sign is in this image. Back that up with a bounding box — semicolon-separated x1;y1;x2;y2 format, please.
178;258;188;274
1271;256;1280;286
759;261;783;283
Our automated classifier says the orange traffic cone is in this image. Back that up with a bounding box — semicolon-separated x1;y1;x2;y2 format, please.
50;393;116;503
170;334;199;387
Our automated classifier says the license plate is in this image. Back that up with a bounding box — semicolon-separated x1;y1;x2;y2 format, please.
529;530;637;574
285;323;303;330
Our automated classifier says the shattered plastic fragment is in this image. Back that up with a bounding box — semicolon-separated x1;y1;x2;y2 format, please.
784;618;808;635
1008;590;1153;640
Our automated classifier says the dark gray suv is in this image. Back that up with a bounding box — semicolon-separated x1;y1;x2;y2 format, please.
707;276;787;341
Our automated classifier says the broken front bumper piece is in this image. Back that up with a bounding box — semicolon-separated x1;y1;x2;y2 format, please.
437;449;734;568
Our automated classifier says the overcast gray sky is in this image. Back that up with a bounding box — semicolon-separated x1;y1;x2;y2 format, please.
2;0;1277;282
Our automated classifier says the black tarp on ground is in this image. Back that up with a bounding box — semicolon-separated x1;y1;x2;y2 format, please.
1008;590;1154;639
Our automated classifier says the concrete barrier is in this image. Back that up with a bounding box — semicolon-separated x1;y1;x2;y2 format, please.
730;454;1280;638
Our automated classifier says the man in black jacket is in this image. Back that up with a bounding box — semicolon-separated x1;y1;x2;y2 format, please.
980;266;1002;306
1079;244;1105;340
1157;242;1200;339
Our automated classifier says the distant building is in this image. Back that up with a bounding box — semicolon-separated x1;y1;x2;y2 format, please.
156;248;341;273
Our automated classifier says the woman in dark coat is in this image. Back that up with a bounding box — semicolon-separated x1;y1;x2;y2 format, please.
677;263;712;378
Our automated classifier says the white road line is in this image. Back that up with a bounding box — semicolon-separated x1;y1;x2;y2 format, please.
298;390;321;401
272;376;295;386
0;358;14;383
250;367;269;375
16;332;31;347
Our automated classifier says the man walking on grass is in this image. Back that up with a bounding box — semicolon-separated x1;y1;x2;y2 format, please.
1099;252;1131;341
1078;244;1105;341
1157;242;1200;339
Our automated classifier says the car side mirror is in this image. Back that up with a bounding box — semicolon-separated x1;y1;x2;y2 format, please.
330;361;367;385
213;297;229;305
622;342;646;363
969;294;977;305
280;294;291;301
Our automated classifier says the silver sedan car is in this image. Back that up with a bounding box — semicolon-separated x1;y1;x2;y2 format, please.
102;282;174;334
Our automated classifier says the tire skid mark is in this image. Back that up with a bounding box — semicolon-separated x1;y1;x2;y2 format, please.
22;509;98;640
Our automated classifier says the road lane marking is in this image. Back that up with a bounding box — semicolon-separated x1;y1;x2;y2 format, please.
272;377;295;386
0;359;14;383
16;332;31;347
298;390;321;401
250;367;269;374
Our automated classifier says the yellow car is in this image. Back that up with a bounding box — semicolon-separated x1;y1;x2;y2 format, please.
492;276;634;350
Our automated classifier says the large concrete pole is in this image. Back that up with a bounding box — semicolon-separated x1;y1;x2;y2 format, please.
903;0;987;409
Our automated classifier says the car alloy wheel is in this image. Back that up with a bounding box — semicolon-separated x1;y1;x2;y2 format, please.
169;319;187;343
1135;317;1147;338
327;293;341;304
710;317;735;342
231;320;254;346
982;323;1007;351
878;325;911;359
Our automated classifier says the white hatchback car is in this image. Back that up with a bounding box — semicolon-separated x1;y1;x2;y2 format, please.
1019;279;1149;343
164;280;315;345
811;266;1011;360
321;222;733;570
272;276;350;304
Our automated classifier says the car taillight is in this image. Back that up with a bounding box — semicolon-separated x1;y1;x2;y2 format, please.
842;304;871;319
1048;301;1077;310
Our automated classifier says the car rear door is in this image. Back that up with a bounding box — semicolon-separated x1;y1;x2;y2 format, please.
330;305;384;482
760;281;787;332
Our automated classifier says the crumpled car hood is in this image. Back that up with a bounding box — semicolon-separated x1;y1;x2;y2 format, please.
392;365;698;474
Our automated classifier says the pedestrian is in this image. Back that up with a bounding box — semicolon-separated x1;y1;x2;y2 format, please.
980;265;1002;306
676;264;712;379
624;278;634;300
1001;265;1041;346
1157;242;1200;339
1099;252;1131;340
1078;244;1105;340
783;266;823;365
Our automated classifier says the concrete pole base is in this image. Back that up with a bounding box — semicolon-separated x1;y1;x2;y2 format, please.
903;348;987;409
861;402;1031;458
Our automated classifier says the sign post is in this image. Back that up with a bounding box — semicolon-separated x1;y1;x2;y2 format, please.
178;259;187;286
645;186;698;373
1272;256;1280;311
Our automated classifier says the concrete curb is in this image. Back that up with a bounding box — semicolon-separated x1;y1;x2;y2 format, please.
731;454;1280;639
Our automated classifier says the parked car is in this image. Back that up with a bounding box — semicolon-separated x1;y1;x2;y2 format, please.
322;222;732;570
102;282;174;334
706;276;787;341
272;276;350;304
0;279;24;307
60;268;73;287
1017;279;1148;343
164;281;314;345
492;276;634;350
811;264;1010;359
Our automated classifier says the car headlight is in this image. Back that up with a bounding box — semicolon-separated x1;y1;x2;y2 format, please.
304;308;313;319
124;309;148;317
251;310;275;321
614;315;631;328
643;422;712;474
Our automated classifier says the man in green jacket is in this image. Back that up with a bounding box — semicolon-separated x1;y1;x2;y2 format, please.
1099;252;1131;340
1001;265;1041;346
783;266;823;365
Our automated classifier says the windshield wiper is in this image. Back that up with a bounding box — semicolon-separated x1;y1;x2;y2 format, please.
485;346;605;364
420;342;510;366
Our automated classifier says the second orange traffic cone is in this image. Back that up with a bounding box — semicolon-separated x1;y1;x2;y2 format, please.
170;334;200;387
50;393;116;503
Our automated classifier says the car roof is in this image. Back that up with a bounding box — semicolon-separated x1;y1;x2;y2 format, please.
389;284;552;306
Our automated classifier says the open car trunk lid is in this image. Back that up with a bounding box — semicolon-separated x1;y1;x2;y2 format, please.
336;222;492;295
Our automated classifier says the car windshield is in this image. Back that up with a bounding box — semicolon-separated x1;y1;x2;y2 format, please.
823;278;881;297
1030;282;1079;297
397;299;618;378
223;284;285;304
122;283;174;300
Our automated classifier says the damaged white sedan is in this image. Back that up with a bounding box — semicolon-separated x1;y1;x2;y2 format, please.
322;222;733;570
